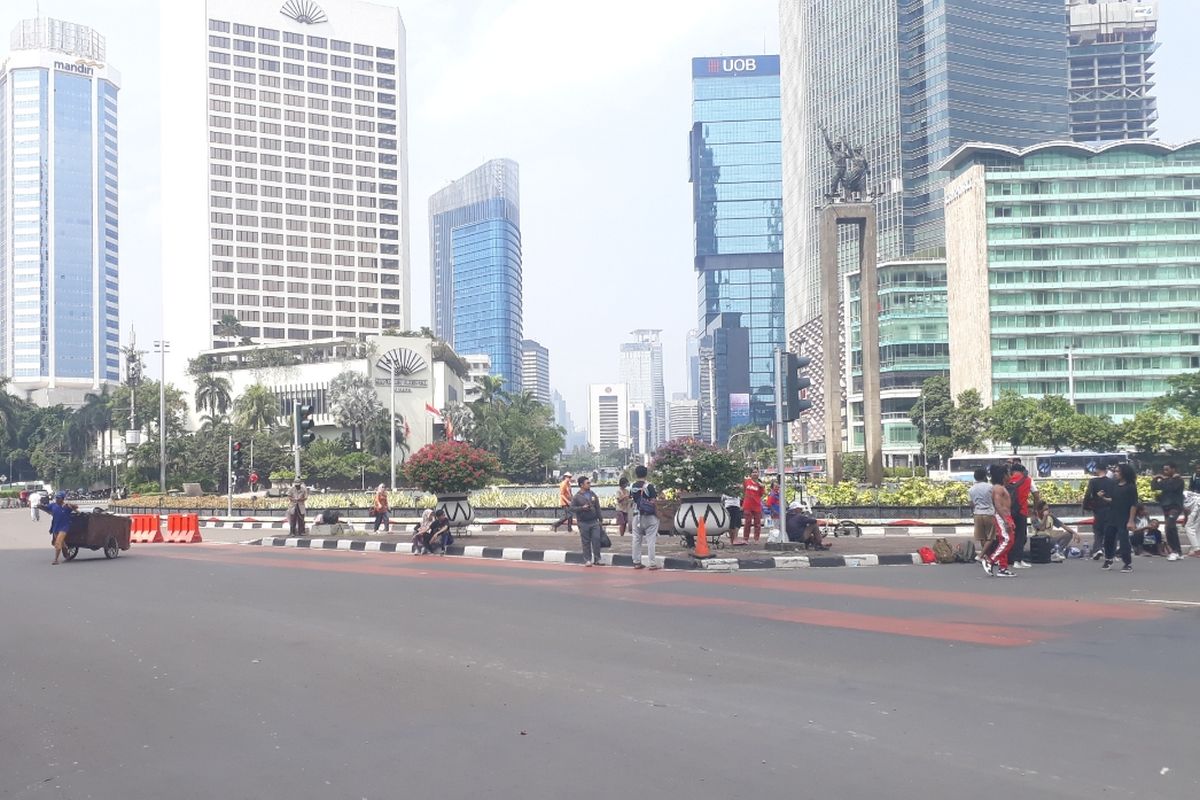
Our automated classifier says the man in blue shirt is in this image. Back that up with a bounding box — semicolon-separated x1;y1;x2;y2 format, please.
48;491;76;565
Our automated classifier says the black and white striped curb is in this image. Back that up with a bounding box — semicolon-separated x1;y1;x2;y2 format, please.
200;518;980;536
245;536;927;570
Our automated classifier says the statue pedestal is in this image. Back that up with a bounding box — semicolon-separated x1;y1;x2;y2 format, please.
818;203;882;486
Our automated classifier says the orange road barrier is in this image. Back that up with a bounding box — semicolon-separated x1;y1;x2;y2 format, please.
130;514;164;543
162;513;202;543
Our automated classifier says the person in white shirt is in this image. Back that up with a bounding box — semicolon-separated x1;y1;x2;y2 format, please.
967;468;994;557
28;490;43;522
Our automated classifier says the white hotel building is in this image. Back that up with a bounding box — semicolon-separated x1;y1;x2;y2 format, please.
161;0;410;377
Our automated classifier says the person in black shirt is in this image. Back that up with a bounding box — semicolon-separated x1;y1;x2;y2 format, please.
1103;463;1138;572
1083;462;1115;561
1190;463;1200;494
1151;462;1185;558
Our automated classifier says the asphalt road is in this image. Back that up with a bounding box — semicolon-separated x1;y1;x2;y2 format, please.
2;508;1198;800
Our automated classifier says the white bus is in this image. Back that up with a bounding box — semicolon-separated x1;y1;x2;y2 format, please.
1032;451;1129;480
945;452;1129;482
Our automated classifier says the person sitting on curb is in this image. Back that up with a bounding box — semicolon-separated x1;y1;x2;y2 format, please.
1130;505;1167;557
412;508;434;554
421;509;453;555
1031;500;1079;562
785;502;827;550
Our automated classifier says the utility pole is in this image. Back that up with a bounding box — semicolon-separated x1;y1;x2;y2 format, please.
153;340;170;493
1066;344;1076;410
921;393;929;473
390;361;397;491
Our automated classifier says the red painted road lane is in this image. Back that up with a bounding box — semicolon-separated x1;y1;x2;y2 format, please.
142;544;1162;648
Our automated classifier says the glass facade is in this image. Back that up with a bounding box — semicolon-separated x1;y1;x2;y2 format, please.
430;159;522;393
848;260;949;455
1;21;120;395
947;142;1200;419
690;55;784;439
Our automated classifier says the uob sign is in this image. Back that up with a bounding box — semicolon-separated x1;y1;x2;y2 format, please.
714;57;757;74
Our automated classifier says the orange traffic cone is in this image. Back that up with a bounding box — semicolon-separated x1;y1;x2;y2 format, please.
693;516;712;559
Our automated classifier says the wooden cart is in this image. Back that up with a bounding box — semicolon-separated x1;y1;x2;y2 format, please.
62;512;132;561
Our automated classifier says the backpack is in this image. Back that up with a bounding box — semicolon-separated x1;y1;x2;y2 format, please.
933;538;957;564
630;481;657;515
955;540;977;564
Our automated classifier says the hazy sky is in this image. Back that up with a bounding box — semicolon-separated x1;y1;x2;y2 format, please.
3;0;1198;429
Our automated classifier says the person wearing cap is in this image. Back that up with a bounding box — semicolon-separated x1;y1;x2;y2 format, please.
551;472;575;532
287;481;309;537
48;491;77;565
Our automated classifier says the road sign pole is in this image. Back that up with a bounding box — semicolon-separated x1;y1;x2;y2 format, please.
293;406;300;479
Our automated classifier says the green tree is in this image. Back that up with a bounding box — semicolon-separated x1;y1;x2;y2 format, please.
1063;413;1120;452
193;372;233;419
215;313;246;347
234;384;279;433
910;376;954;466
728;423;774;460
1153;370;1200;416
1121;409;1174;455
986;391;1037;454
1027;394;1076;452
328;369;381;447
949;389;987;454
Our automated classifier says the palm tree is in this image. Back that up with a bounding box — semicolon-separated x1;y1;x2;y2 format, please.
194;373;233;418
78;390;114;464
233;384;278;432
0;377;20;450
329;369;381;447
215;313;245;347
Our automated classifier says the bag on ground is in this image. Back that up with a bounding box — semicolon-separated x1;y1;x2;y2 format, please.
918;546;937;564
1028;535;1053;564
932;538;956;564
954;540;977;563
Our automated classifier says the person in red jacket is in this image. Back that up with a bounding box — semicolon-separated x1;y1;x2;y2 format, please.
1007;463;1036;568
740;468;765;544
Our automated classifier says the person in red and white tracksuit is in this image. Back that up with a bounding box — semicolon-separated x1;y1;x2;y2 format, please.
983;463;1016;577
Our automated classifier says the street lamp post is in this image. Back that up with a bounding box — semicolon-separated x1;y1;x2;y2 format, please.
1065;344;1076;410
390;361;397;491
921;393;929;473
153;340;170;494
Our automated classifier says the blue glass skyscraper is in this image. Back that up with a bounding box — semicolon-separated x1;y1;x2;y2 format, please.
429;159;522;394
689;55;784;442
0;18;120;407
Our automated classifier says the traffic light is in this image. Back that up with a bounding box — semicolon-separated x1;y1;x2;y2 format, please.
231;441;243;471
296;404;316;447
782;352;813;422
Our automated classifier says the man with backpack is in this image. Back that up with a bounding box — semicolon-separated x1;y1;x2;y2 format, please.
629;465;660;570
1007;464;1036;569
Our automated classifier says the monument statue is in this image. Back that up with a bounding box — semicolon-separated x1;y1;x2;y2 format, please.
821;125;870;202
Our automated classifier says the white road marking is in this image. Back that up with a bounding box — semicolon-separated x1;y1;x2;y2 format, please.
1116;598;1200;607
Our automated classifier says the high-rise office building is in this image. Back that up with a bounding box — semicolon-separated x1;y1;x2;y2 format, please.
668;397;701;440
1068;0;1159;142
779;0;1069;456
618;329;665;449
684;329;701;401
521;338;550;404
161;0;411;370
0;18;120;406
430;158;522;393
690;55;784;435
944;140;1200;419
587;383;629;452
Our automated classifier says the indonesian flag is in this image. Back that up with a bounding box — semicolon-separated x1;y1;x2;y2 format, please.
425;403;454;440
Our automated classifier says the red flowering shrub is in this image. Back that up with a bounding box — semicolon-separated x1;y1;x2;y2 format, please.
402;441;500;495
